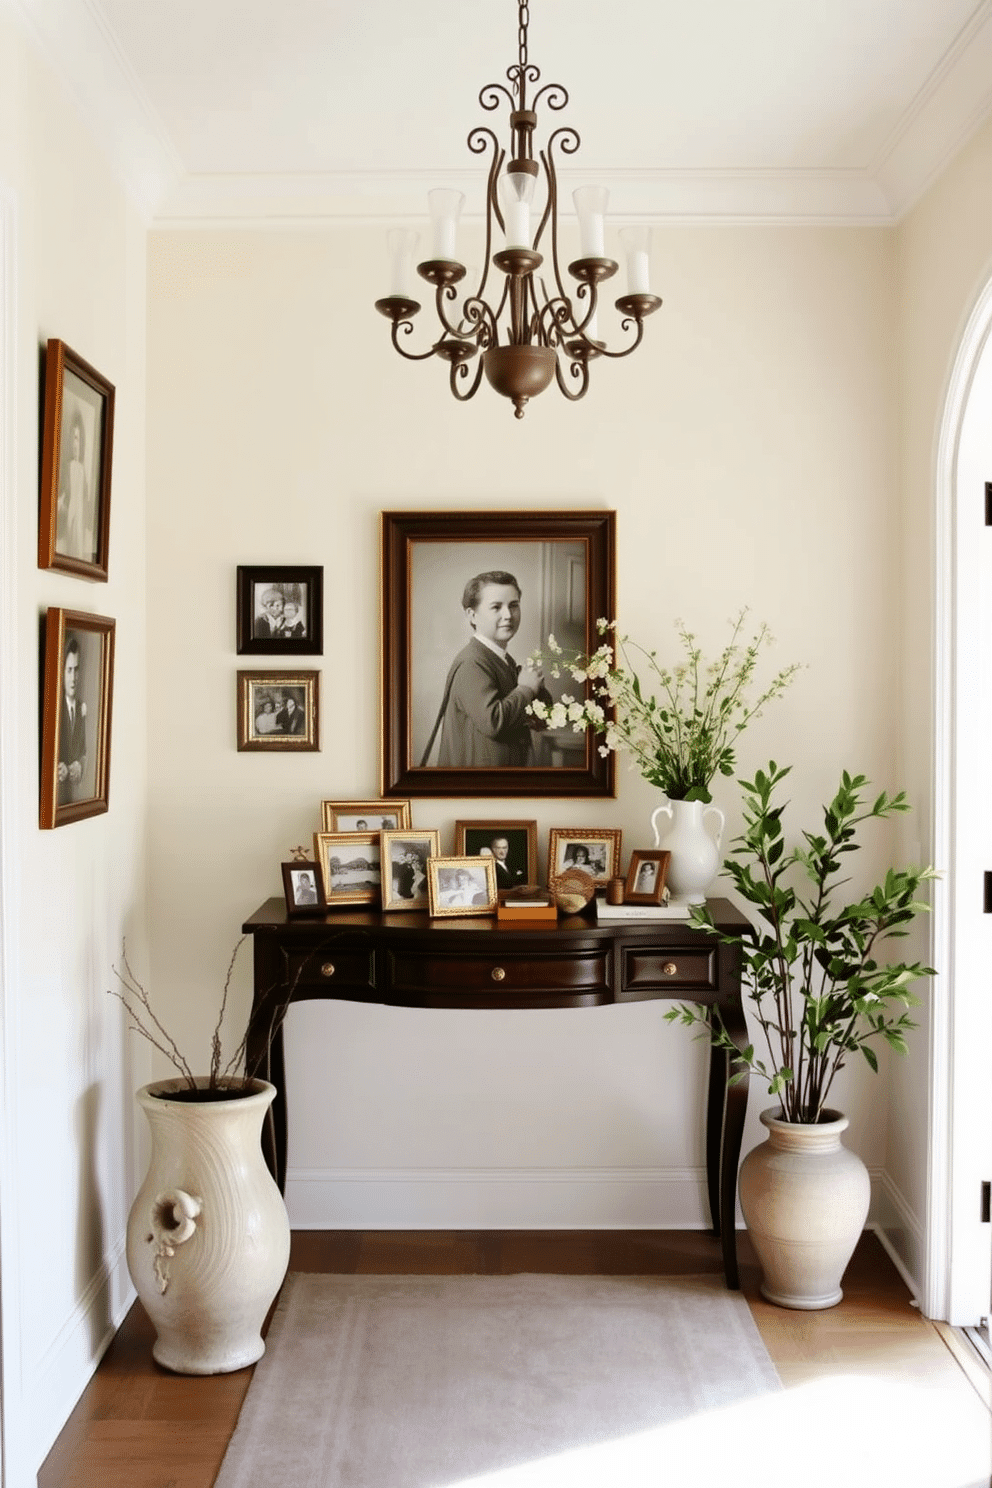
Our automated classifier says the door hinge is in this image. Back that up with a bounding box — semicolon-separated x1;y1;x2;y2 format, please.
981;1181;990;1223
984;873;992;913
985;481;992;525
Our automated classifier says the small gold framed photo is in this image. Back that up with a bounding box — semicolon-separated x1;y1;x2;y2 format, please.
547;828;622;888
380;829;440;912
237;671;320;751
453;819;537;893
427;855;497;918
623;849;671;905
321;798;412;832
312;831;381;907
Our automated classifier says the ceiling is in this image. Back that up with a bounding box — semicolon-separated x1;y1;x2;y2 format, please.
14;0;992;224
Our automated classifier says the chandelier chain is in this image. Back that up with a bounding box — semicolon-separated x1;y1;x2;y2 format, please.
518;1;529;76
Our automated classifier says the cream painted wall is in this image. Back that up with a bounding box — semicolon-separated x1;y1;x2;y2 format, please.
0;12;148;1481
145;222;905;1231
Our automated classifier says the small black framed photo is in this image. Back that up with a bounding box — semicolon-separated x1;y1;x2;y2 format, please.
237;566;323;655
39;340;115;581
454;819;537;892
282;861;326;917
547;828;622;888
237;671;320;751
624;849;671;905
40;607;116;828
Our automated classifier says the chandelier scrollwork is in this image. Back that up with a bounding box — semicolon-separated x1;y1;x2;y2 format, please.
374;0;662;418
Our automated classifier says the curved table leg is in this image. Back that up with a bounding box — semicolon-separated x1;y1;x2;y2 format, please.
716;991;750;1290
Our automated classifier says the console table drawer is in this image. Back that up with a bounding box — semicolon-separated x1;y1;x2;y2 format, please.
388;949;610;997
622;946;716;993
286;948;376;991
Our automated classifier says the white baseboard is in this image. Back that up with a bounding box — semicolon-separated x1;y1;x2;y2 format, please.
868;1168;926;1306
27;1234;135;1478
286;1166;717;1230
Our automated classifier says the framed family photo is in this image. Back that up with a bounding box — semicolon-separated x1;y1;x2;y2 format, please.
427;855;497;919
381;510;616;799
454;818;536;893
237;566;323;655
380;828;440;912
237;671;320;751
281;861;327;917
624;849;671;905
547;828;622;888
321;798;412;832
312;831;381;907
38;340;115;581
40;607;116;828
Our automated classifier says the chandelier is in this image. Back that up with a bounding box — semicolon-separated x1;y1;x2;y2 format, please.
374;1;662;418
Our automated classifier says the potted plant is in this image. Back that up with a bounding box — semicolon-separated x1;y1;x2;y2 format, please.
665;762;936;1308
110;938;295;1374
528;611;799;900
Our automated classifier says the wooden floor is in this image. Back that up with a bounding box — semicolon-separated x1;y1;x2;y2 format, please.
38;1229;989;1488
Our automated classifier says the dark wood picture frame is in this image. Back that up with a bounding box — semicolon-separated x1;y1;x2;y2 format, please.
454;818;537;892
623;849;671;905
236;565;323;655
381;510;616;799
547;827;622;888
40;607;116;829
281;861;327;917
39;339;115;581
237;671;320;751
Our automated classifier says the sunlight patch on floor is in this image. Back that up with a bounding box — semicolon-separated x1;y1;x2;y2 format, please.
450;1374;991;1488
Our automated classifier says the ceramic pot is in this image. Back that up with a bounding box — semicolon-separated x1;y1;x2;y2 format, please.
126;1077;290;1374
738;1107;870;1310
651;797;724;903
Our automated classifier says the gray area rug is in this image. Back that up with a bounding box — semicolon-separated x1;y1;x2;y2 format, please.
214;1272;781;1488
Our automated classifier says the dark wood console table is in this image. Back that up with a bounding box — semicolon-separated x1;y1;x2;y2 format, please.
242;897;750;1288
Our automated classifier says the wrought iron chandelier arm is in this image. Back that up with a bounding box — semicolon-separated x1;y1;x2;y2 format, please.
375;308;439;363
554;351;591;401
468;127;505;290
448;355;486;402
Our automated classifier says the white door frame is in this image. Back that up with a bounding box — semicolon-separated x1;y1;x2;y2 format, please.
927;272;992;1324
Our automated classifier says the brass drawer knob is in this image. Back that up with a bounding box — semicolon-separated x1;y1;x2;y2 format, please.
491;966;506;982
662;961;678;977
321;962;336;978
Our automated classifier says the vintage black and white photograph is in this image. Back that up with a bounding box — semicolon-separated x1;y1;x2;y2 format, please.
454;819;536;892
380;828;440;912
237;566;323;655
624;849;672;905
427;855;497;918
237;671;320;751
40;607;116;829
381;511;615;798
39;340;115;581
547;828;622;888
281;861;327;917
312;831;381;907
321;798;412;833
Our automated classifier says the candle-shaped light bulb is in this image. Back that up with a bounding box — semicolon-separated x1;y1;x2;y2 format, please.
620;226;651;295
428;188;465;261
573;185;609;259
387;229;419;298
499;170;536;249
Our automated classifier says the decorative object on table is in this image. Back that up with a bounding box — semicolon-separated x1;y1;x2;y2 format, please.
528;610;799;902
666;762;936;1309
380;510;615;800
39;606;116;829
551;866;596;916
454;818;537;891
373;1;662;419
236;670;320;751
380;828;440;912
605;877;625;906
650;799;724;904
289;843;312;862
110;943;291;1374
496;886;557;923
313;831;382;907
38;338;115;581
281;861;326;917
596;898;691;920
321;797;411;832
547;827;621;890
623;849;671;906
427;855;497;918
236;565;323;656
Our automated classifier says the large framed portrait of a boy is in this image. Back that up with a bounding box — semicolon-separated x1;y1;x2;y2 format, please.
381;510;616;799
38;340;115;581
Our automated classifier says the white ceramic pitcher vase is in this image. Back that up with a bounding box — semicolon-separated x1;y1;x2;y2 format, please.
651;797;725;903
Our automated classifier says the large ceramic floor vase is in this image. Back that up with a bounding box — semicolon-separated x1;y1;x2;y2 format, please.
651;797;725;903
738;1107;870;1310
126;1077;290;1374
